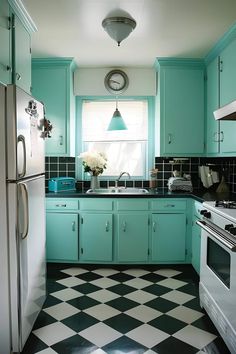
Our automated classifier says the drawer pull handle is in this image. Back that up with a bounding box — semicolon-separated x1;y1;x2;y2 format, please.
55;204;67;207
59;135;63;146
165;204;175;207
168;133;172;144
152;221;156;232
123;221;126;232
72;221;75;231
105;221;109;232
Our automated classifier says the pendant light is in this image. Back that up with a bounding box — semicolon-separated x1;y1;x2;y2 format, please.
102;16;136;46
107;99;127;131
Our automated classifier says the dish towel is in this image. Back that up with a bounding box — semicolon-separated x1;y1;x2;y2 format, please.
198;166;213;188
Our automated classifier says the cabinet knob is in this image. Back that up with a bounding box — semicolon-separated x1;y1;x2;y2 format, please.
220;131;224;142
15;72;21;81
105;221;109;232
122;221;126;232
152;221;156;232
72;221;76;231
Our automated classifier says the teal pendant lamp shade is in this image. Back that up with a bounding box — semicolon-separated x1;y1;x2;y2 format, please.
107;102;127;131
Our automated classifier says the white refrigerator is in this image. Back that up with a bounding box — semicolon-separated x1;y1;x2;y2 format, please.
0;84;46;353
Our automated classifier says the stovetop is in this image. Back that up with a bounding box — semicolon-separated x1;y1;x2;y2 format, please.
203;200;236;225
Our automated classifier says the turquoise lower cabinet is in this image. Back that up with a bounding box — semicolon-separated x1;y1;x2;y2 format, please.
80;213;113;262
117;214;149;262
151;213;186;262
46;212;78;261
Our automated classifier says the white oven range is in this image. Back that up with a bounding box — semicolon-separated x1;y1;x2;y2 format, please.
197;200;236;354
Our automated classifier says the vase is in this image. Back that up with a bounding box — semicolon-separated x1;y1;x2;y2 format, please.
90;175;100;190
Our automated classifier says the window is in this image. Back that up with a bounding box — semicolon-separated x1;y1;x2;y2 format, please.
79;98;154;179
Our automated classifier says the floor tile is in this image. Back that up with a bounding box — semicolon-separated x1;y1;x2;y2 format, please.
106;297;139;312
143;350;156;354
123;269;150;277
160;289;195;304
124;289;157;304
92;268;120;277
84;303;121;321
107;283;136;295
178;283;199;296
126;324;170;348
104;313;143;334
142;284;171;296
191;316;219;335
43;302;80;321
157;278;187;289
102;335;147;353
67;295;100;310
73;283;102;294
123;277;153;289
42;295;61;309
33;322;76;346
35;349;57;354
51;288;83;301
46;280;66;294
145;297;178;313
173;325;217;349
154;269;182;277
79;322;122;347
184;297;202;312
60;267;88;276
167;305;204;324
140;273;165;283
33;310;57;330
201;337;231;354
21;333;48;354
108;272;134;283
152;336;198;354
148;314;187;335
51;334;97;354
56;276;86;287
87;289;120;303
62;311;99;332
90;277;119;288
125;304;162;322
77;272;102;282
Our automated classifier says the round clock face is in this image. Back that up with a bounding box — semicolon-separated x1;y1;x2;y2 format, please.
104;70;129;94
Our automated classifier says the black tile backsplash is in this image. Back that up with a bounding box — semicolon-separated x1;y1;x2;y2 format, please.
45;156;236;193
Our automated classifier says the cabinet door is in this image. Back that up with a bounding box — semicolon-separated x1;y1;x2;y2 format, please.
32;66;68;156
161;67;204;155
152;213;186;262
192;218;201;275
13;15;31;93
219;38;236;153
0;0;11;85
46;212;78;261
206;57;220;154
118;214;149;262
80;213;113;262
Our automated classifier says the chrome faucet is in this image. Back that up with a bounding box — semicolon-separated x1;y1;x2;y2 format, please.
115;172;131;188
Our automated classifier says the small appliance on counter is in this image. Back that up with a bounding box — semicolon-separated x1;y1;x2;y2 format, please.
167;171;193;192
48;177;76;192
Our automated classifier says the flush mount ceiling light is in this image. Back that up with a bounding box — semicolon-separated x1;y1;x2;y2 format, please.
107;100;127;131
102;16;136;46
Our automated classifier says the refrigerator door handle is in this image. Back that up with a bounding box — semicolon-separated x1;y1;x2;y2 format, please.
18;183;29;239
17;135;26;178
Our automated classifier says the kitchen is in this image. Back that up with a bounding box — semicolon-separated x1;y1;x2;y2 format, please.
1;0;236;353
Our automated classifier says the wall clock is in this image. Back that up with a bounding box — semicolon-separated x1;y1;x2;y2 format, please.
104;69;129;94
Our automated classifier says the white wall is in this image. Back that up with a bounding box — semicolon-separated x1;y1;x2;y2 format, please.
74;67;156;96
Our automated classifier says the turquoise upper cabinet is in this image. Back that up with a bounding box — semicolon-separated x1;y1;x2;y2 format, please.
12;14;31;93
80;213;113;262
155;58;205;157
32;58;76;156
0;0;11;85
206;57;220;154
219;38;236;154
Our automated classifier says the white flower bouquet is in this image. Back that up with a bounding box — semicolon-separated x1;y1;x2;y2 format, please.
79;151;107;176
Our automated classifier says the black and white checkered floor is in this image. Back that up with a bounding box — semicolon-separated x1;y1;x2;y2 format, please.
22;264;230;354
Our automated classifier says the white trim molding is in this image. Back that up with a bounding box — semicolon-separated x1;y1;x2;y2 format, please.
8;0;37;33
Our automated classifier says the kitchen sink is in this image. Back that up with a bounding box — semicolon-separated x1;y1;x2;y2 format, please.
86;187;149;194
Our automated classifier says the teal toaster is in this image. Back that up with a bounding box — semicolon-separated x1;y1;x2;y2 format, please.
48;177;76;192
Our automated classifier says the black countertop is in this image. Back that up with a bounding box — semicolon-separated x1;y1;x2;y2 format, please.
46;188;236;203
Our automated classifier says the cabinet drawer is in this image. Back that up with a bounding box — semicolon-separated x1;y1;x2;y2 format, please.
117;199;149;211
80;199;113;211
194;201;203;218
151;199;186;211
46;199;78;210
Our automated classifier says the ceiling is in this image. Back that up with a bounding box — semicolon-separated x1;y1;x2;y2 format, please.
22;0;236;68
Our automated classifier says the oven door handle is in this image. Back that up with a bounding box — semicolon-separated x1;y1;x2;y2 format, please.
196;220;236;252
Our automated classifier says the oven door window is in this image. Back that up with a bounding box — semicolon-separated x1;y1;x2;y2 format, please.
207;238;231;288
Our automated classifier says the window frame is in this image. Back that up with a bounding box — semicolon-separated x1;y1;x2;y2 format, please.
75;96;155;181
